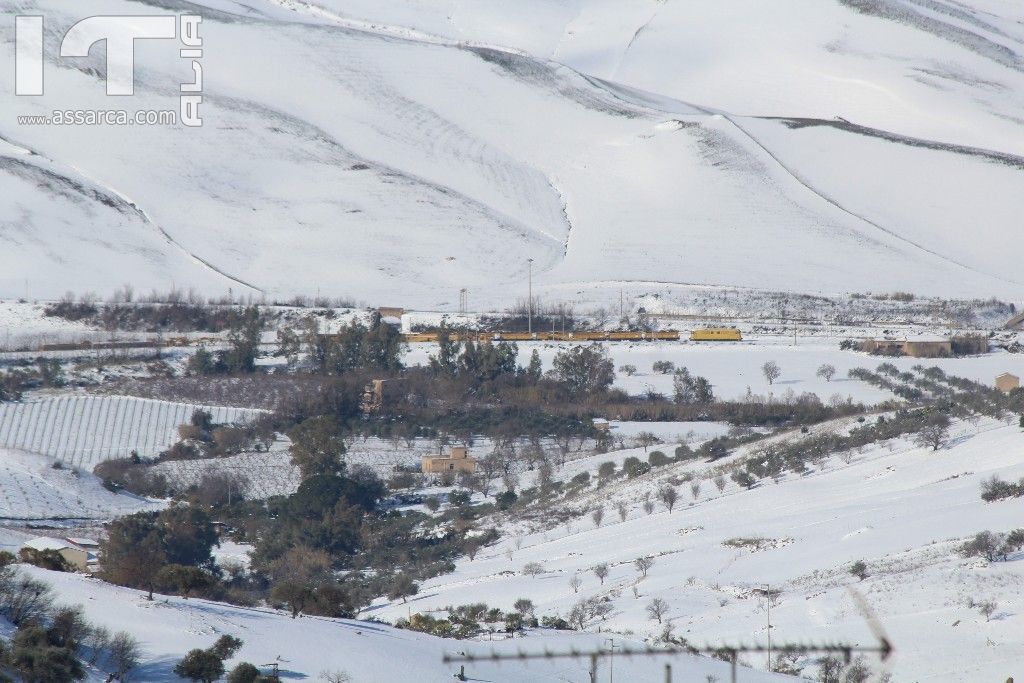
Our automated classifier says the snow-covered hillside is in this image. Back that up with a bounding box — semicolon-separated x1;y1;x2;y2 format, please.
374;417;1024;682
2;1;1024;305
11;565;789;683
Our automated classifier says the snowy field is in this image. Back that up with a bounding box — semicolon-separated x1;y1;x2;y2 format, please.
0;448;159;521
0;395;262;467
408;337;1024;405
2;1;1024;305
374;418;1024;682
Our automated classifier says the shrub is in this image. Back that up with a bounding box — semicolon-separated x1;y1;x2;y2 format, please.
569;471;591;488
730;470;757;489
448;490;472;506
648;451;669;467
652;360;675;374
673;444;694;461
495;490;518;510
622;456;649;478
849;560;868;581
980;475;1024;502
960;531;1007;562
226;662;261;683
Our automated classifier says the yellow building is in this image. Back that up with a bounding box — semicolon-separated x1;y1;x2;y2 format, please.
421;446;477;474
995;372;1020;392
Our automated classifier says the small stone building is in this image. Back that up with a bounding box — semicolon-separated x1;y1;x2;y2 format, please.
421;446;477;474
901;339;953;358
377;307;405;320
951;335;989;356
995;372;1020;393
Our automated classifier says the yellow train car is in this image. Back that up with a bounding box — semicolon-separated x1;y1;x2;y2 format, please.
400;329;681;343
689;327;742;342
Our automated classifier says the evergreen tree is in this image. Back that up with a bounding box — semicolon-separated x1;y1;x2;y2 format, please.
288;416;347;479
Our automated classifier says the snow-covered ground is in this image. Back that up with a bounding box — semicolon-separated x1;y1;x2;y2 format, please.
2;1;1024;305
0;448;159;520
374;418;1024;682
11;565;788;683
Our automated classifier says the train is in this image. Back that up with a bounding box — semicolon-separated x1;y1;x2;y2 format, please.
401;328;741;343
400;330;681;343
688;327;743;342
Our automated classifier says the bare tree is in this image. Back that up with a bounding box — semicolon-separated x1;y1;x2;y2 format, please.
592;506;605;527
915;413;952;451
593;563;609;585
646;597;669;624
689;480;701;501
108;631;142;681
513;598;535;618
84;624;111;665
477;452;503;496
643;499;655;515
634;556;654;578
978;599;998;622
658;485;678;512
761;361;781;385
635;431;661;452
569;573;582;594
713;474;726;493
522;562;545;578
617;502;628;522
816;364;837;382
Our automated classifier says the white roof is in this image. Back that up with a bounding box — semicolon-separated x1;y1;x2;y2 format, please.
23;537;78;552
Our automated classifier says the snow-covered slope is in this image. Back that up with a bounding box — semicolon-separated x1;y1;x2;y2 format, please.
374;418;1024;681
2;1;1024;304
0;448;158;520
14;566;788;683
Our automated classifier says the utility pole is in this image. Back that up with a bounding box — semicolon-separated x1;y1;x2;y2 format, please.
605;638;619;683
766;583;772;672
527;258;534;334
